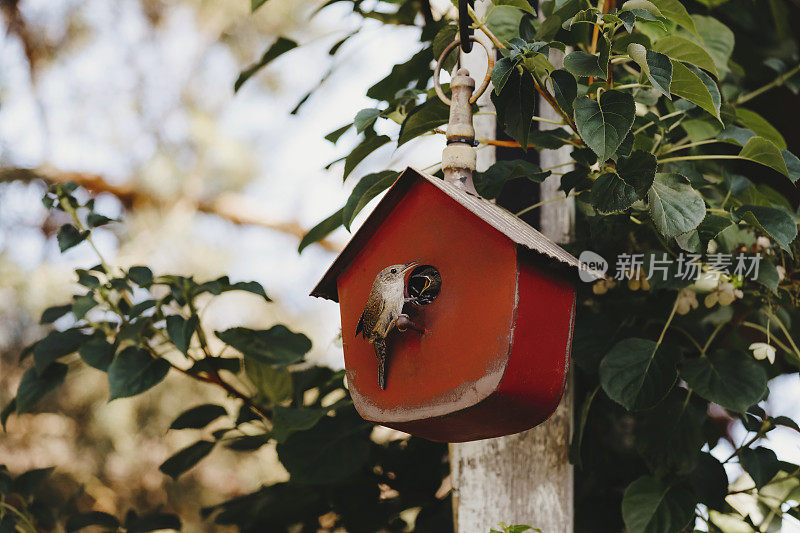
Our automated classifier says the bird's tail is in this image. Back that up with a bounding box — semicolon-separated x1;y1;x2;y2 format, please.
373;338;388;390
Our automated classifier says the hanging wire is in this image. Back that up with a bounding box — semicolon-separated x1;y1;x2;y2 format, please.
458;0;475;53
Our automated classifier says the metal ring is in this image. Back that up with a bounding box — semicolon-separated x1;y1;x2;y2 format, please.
458;0;475;53
433;37;494;106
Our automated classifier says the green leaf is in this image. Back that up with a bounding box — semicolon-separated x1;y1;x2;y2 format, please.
574;90;635;162
486;5;524;42
354;108;382;133
755;260;780;294
474;160;551;199
735;108;787;150
276;408;370;484
398;98;449;147
569;385;599;468
652;35;718;78
680;350;767;412
71;294;96;320
107;347;170;400
782;150;800;183
159;440;215;480
166;315;198;355
16;363;68;413
492;56;521;94
635;390;705;475
57;224;88;252
76;269;99;288
343;171;399;230
627;44;672;98
617;150;657;197
669;60;720;119
622;476;696;533
690;452;728;510
272;406;326;443
738;136;791;179
599;338;681;411
79;337;114;371
251;0;269;11
216;325;311;367
223;281;271;301
366;48;432;101
324;124;352;145
40;304;72;324
492;69;536;149
66;512;121;532
433;24;458;73
592;173;638;213
648;173;706;238
492;0;536;15
245;358;293;403
170;404;228;430
550;69;577;117
34;329;88;373
343;135;391;181
739;447;780;489
564;51;605;78
734;204;797;252
128;266;153;287
298;208;344;253
690;15;734;77
647;0;698;35
621;0;663;17
235;37;298;92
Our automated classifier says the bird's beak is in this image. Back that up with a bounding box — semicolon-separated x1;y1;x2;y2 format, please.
402;261;419;273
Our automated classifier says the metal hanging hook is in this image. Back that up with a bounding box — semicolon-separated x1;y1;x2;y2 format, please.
458;0;475;53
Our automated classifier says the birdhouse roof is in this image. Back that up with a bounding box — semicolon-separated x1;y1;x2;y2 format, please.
311;167;600;301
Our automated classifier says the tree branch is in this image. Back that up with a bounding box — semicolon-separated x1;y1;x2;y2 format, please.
0;166;343;252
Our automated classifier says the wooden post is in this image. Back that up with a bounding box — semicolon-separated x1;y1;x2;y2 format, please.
450;10;575;529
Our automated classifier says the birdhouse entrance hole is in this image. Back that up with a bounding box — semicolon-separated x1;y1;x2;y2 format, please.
407;265;441;306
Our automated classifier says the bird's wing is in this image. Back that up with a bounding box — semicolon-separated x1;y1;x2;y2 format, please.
355;312;364;337
356;296;383;339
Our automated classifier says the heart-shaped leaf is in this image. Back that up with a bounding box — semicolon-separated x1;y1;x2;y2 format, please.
599;338;681;411
622;476;696;533
107;347;171;400
680;350;768;412
574;90;635;162
617;150;657;197
734;204;798;252
592;173;638;213
648;173;706;238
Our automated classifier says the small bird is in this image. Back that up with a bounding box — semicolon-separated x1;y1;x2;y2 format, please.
355;261;419;389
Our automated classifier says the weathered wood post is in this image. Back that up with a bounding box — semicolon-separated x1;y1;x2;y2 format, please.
450;3;574;529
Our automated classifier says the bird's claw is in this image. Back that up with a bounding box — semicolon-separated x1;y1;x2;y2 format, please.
396;314;425;334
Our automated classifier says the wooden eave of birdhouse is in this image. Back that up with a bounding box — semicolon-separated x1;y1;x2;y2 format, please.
311;167;601;301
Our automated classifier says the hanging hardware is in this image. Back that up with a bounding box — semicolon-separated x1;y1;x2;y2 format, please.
433;36;493;195
458;0;476;53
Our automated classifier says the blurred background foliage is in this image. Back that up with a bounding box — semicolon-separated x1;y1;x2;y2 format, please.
0;0;452;530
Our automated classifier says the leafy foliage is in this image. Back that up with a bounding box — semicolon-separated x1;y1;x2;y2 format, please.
7;0;800;531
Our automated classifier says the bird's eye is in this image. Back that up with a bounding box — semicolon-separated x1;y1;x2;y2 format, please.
390;268;397;274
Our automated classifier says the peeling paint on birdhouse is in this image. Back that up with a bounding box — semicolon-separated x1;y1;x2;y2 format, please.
311;167;599;442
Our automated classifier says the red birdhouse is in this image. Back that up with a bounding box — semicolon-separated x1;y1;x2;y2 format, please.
311;167;592;442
